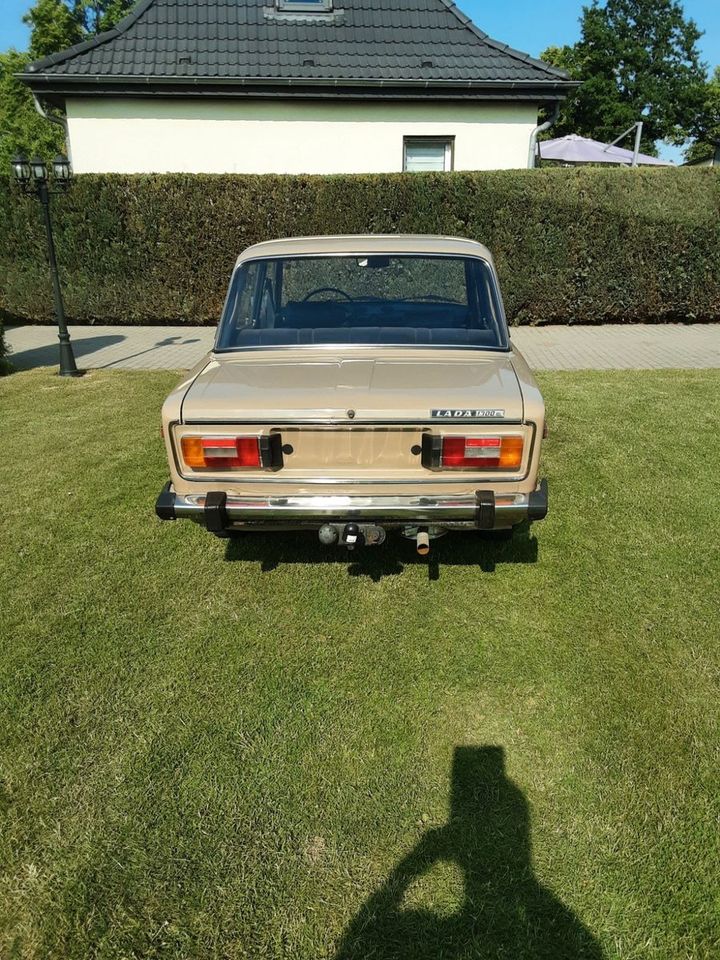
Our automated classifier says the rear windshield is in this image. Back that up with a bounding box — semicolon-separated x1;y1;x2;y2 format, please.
216;255;509;350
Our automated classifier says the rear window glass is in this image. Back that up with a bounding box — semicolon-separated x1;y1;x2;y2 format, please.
216;255;508;350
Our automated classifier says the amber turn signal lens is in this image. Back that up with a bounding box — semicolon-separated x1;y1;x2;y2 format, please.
181;436;206;468
498;436;524;469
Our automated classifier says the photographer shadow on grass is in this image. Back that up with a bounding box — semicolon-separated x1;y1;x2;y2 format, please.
334;747;604;960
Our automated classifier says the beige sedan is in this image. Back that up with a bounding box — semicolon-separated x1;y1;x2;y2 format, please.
156;235;548;554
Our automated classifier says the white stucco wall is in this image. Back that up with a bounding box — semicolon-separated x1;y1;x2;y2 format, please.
65;98;538;174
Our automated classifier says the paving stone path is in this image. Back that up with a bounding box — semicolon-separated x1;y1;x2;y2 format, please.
5;323;720;372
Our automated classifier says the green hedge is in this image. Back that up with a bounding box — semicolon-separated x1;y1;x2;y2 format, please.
1;167;718;326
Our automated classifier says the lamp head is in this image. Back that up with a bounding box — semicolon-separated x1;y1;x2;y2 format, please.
29;157;48;183
11;153;32;186
52;155;72;187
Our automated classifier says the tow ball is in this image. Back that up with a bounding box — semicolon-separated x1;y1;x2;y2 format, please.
318;523;386;549
342;522;361;550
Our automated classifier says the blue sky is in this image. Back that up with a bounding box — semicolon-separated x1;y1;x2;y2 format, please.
1;0;717;159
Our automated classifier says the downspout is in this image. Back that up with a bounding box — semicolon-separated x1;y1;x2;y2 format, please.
32;92;72;163
527;102;561;169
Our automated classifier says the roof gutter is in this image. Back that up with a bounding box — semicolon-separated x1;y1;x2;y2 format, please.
21;73;580;92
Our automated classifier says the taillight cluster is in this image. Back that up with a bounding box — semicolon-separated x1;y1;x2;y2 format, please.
423;434;524;471
180;435;283;471
442;436;523;469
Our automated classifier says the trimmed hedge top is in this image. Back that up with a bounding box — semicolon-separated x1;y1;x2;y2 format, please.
1;167;718;326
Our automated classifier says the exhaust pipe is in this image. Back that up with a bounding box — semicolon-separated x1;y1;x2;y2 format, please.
416;530;430;556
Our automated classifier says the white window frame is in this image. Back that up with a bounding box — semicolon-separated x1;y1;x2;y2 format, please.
403;137;455;173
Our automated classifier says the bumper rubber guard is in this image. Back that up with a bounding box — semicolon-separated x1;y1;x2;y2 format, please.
155;482;176;521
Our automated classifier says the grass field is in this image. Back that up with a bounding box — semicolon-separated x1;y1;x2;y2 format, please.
1;368;719;960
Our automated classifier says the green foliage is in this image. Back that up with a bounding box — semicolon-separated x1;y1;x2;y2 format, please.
70;0;136;34
1;167;718;326
0;50;65;171
685;66;720;164
24;0;135;57
24;0;83;59
541;0;709;152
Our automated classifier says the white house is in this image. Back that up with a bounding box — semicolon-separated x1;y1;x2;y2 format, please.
22;0;576;175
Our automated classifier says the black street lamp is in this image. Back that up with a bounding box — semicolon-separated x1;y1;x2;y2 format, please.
11;153;82;377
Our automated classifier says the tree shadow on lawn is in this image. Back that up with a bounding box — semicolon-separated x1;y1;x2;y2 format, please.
224;526;539;581
334;746;604;960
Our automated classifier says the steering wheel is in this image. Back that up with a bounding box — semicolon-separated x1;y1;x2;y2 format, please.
302;287;354;302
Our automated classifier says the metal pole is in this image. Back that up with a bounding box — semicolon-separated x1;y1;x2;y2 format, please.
38;181;81;377
631;121;643;167
604;121;643;159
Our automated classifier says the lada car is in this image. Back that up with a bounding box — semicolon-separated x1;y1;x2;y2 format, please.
156;235;548;555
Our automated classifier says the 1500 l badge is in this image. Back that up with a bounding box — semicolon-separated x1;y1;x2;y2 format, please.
431;409;506;419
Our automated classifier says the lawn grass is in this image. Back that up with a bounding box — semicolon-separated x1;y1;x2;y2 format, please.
0;368;718;960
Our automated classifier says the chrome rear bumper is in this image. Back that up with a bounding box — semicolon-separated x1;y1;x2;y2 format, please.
155;481;548;531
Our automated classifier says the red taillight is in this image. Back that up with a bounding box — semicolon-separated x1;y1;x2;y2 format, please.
442;437;502;467
181;436;262;470
437;435;524;470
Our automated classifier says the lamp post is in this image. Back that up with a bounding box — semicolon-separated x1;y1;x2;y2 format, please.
11;153;82;377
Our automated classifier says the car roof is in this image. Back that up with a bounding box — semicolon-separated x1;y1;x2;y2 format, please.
236;235;494;265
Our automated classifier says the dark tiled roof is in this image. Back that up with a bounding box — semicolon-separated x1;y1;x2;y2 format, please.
23;0;570;91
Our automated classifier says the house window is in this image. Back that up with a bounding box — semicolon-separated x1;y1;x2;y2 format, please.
276;0;333;12
403;137;454;172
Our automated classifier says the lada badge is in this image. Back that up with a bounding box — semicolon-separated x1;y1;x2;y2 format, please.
431;409;506;419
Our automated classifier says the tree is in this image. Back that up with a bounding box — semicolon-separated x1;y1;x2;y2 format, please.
70;1;135;35
24;0;135;57
0;50;65;170
541;0;709;152
684;66;720;163
24;0;82;60
1;1;135;166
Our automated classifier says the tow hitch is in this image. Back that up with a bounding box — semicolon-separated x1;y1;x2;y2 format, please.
318;523;387;549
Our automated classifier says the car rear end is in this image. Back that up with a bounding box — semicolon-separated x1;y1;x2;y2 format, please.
155;237;548;550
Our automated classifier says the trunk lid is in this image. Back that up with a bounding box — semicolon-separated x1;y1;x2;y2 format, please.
182;354;523;423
